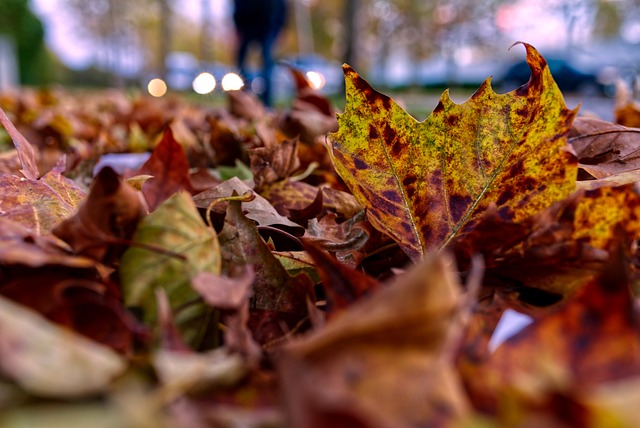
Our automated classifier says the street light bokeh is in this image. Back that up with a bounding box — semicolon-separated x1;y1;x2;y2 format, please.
221;72;244;91
192;72;216;94
147;78;168;97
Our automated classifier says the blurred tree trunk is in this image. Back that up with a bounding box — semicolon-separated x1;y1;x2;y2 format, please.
295;0;314;54
200;0;213;64
343;0;358;68
159;0;173;81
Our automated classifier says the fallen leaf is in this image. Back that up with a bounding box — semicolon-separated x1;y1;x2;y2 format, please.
455;186;640;299
329;43;577;260
280;67;338;145
205;110;247;166
303;242;380;315
0;295;126;397
279;252;472;428
272;250;319;281
573;186;640;251
138;127;194;211
569;116;640;182
260;179;364;223
120;192;221;340
459;249;640;419
53;166;147;262
192;268;262;361
304;212;377;266
0;166;86;235
192;266;254;310
227;89;267;122
193;176;302;229
218;199;310;316
249;139;300;191
614;79;640;128
0;106;39;179
153;347;247;394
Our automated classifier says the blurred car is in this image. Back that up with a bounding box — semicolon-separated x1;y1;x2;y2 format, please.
281;54;343;94
497;58;609;95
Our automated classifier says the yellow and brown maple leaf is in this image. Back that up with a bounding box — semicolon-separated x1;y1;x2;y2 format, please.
329;43;578;260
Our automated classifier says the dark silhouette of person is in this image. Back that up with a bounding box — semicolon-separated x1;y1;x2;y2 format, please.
233;0;287;107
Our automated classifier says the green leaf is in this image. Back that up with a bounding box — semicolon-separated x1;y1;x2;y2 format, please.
120;192;221;329
329;43;577;260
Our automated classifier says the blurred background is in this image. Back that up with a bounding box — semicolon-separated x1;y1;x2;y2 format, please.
1;0;639;103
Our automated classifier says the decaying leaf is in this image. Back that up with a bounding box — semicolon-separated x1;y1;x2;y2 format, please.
569;116;640;186
153;347;247;394
280;67;339;145
249;138;300;191
120;192;221;333
0;161;86;235
303;242;380;315
614;79;640;128
459;250;640;420
192;267;262;361
218;199;310;316
329;43;577;260
260;179;364;222
53;166;147;262
137;127;194;211
279;252;472;428
0;106;39;179
193;176;302;229
0;295;126;397
192;266;254;310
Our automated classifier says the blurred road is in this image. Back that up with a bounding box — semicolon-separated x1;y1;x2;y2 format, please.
383;90;616;123
565;95;615;122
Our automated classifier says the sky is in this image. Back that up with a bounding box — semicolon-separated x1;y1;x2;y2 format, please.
29;0;611;71
30;0;232;69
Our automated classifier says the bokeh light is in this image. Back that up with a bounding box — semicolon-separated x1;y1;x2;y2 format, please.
147;78;167;97
305;71;325;90
192;72;216;94
221;73;245;91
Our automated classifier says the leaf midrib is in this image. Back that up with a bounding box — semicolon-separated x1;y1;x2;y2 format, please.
439;105;517;251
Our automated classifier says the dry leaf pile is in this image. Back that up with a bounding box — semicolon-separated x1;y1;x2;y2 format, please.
2;44;640;427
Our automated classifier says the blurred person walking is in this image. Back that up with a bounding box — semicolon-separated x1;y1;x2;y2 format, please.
233;0;287;107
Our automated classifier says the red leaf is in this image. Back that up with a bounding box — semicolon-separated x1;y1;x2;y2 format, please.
303;242;380;315
138;127;193;211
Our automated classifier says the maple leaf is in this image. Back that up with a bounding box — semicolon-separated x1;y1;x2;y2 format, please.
329;43;577;260
454;185;640;301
